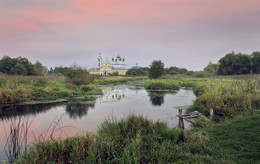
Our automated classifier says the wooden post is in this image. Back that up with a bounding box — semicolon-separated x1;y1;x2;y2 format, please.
210;108;214;120
178;109;184;129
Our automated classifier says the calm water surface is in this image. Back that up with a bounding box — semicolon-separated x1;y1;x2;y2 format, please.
0;82;196;160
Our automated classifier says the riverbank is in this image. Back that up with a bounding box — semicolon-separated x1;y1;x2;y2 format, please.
144;75;260;120
19;112;260;163
2;75;260;163
0;75;145;104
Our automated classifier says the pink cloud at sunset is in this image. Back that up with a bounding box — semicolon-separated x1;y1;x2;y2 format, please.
0;0;260;70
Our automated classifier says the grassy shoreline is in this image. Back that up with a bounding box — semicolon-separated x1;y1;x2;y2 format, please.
0;75;145;104
2;75;259;163
19;112;260;163
144;75;260;119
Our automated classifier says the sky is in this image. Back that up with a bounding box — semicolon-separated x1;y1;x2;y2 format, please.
0;0;260;71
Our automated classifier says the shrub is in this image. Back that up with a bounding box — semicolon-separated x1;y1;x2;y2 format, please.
64;66;94;86
65;83;78;91
192;116;213;128
80;84;97;92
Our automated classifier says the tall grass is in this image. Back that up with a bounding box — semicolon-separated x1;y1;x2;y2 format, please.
144;79;181;90
19;112;260;163
20;115;214;163
144;75;260;119
184;76;260;119
0;75;102;103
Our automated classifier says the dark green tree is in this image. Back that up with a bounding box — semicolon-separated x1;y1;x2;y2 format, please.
64;65;94;86
217;53;252;75
251;51;260;74
11;63;27;75
0;56;16;74
48;67;54;74
16;57;34;75
165;66;188;75
204;62;219;75
126;67;148;76
148;60;165;79
232;54;252;75
217;53;234;75
33;61;45;76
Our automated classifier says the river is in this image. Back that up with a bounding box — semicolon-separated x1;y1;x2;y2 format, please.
0;82;196;161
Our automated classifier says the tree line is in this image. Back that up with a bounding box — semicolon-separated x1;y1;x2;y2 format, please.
0;51;259;78
0;56;47;76
146;51;260;79
217;51;260;75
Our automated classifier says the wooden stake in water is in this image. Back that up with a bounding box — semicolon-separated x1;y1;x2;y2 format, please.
178;109;184;129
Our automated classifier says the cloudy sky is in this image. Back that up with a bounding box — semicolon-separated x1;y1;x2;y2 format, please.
0;0;260;70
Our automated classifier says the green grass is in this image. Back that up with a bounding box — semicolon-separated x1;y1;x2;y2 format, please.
0;75;103;103
20;115;214;163
144;79;181;90
203;112;260;163
0;75;145;103
19;113;260;163
145;75;260;119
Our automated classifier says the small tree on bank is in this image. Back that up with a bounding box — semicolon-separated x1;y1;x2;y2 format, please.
252;51;260;74
148;60;165;79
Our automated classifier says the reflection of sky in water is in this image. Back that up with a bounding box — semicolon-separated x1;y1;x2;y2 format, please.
0;84;196;160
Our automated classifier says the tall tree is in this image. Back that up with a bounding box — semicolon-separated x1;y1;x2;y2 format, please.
217;53;234;75
232;54;252;75
217;52;252;75
148;60;165;79
0;56;16;74
11;63;28;75
204;62;219;75
16;57;34;75
33;61;45;76
251;51;260;74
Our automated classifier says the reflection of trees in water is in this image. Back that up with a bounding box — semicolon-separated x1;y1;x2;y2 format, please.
148;91;167;106
149;96;164;106
65;102;95;119
148;91;177;106
0;103;65;121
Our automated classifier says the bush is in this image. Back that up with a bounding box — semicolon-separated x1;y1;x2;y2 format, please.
192;116;213;128
64;66;94;86
65;83;78;91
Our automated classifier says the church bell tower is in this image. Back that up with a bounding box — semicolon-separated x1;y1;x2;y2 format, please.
98;53;103;67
